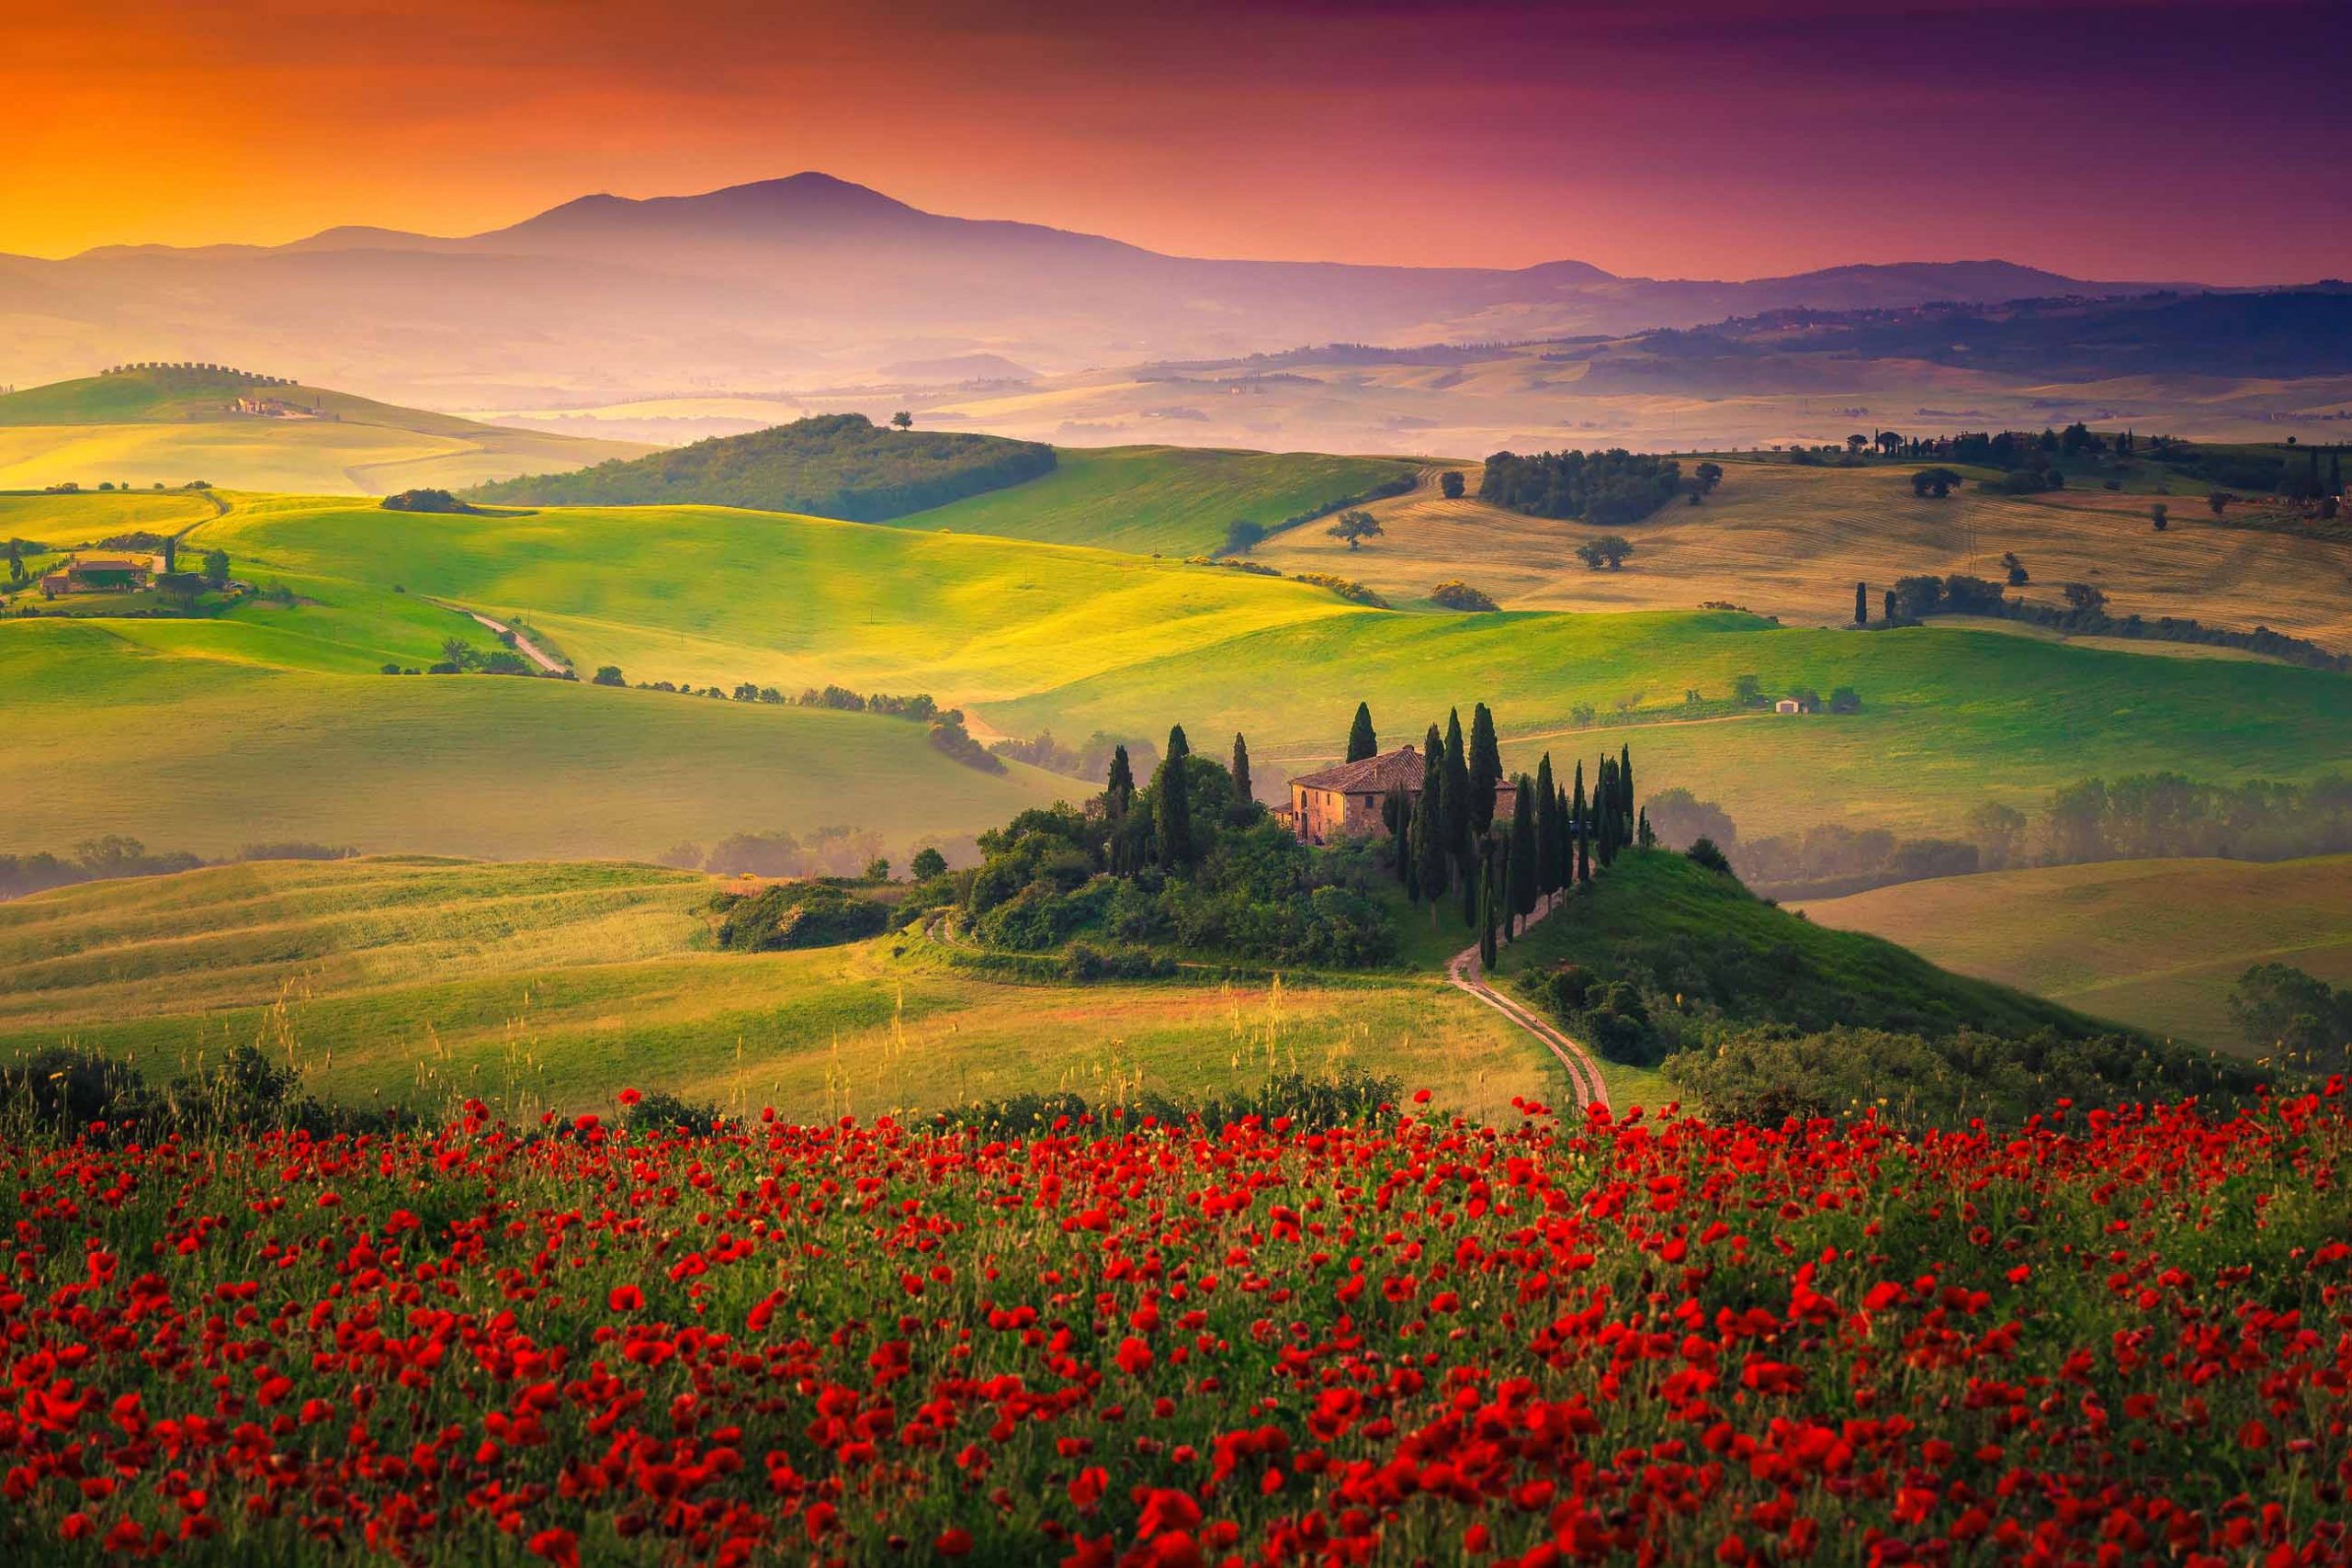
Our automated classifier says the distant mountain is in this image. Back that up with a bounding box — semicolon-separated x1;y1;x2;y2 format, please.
0;174;2212;411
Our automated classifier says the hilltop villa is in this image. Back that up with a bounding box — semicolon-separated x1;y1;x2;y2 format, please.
40;554;155;597
1280;744;1518;846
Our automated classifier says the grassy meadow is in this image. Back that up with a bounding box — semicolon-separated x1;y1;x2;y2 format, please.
0;857;1556;1122
0;369;646;494
2;482;2343;857
0;619;1074;860
1255;457;2352;648
898;444;1417;555
1800;854;2352;1048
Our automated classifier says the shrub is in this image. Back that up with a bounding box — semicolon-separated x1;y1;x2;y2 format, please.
710;882;892;951
1429;580;1500;612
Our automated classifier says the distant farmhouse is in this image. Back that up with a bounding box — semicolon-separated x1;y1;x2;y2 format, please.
40;553;156;598
1279;744;1518;846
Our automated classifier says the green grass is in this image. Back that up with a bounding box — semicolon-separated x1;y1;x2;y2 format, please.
0;370;647;494
7;487;2346;858
1799;854;2352;1049
0;857;1560;1122
897;445;1417;557
0;619;1073;860
1488;849;2115;1043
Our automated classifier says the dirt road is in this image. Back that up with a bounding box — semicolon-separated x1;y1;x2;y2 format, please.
1446;895;1611;1112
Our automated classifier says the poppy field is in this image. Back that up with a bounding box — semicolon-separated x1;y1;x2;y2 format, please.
3;1086;2348;1567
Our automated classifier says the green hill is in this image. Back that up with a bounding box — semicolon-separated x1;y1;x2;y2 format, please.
0;856;1546;1122
1489;849;2261;1124
895;444;1418;555
1800;854;2352;1048
0;618;1073;862
0;367;650;494
467;413;1057;522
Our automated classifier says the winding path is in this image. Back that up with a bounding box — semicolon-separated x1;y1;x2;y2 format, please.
461;610;567;674
1446;895;1611;1112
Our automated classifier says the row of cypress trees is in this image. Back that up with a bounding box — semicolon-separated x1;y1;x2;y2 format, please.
1367;702;1646;950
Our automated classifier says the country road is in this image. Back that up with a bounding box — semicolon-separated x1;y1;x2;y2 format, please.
1446;895;1611;1112
462;610;567;674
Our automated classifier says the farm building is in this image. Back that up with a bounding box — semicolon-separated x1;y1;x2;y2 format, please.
1282;744;1518;846
40;555;155;597
1775;698;1801;714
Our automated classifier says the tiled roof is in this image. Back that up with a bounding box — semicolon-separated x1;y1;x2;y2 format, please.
1291;745;1425;795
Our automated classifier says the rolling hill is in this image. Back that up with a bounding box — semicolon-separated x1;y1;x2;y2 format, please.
466;412;1056;521
0;856;1544;1122
1800;854;2352;1048
0;173;2199;408
16;488;2333;852
0;366;649;493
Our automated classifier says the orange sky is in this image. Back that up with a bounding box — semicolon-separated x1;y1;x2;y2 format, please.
5;0;2347;281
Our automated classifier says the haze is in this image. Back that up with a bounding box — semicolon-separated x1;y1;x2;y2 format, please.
7;0;2348;283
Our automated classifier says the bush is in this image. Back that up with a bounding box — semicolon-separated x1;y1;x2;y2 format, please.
380;489;479;514
710;882;893;951
1429;580;1500;612
1291;572;1389;608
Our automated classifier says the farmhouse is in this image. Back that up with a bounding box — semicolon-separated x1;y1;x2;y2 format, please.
40;554;155;597
1282;744;1519;846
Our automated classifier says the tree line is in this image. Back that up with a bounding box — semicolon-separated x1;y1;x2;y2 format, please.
1477;449;1687;527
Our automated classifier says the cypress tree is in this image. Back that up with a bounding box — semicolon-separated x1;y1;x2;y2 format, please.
1572;761;1591;886
1441;709;1471;865
1346;702;1377;763
1553;780;1572;894
1508;775;1539;927
1619;745;1634;840
1883;587;1897;623
1468;703;1502;836
1230;732;1252;806
1461;834;1481;929
1637;806;1655;849
1532;753;1559;894
1106;744;1135;809
1155;725;1192;871
1477;839;1498;969
1854;580;1868;626
1388;788;1416;892
1596;757;1617;869
1412;727;1449;925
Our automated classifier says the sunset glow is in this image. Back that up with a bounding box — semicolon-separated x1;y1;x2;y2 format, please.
6;0;2347;280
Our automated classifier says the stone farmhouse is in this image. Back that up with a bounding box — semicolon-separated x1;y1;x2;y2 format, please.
40;554;155;597
1280;744;1518;846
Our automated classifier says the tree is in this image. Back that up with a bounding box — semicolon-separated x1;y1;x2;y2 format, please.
1222;519;1267;556
2150;503;2169;532
1883;588;1897;622
1853;581;1868;626
1229;732;1254;807
5;537;20;582
161;535;178;573
1327;509;1384;549
1847;434;1869;457
1106;746;1136;816
1439;470;1466;500
201;549;230;590
2001;551;2029;587
1440;709;1470;866
1574;535;1634;570
1533;753;1560;894
2062;581;2108;616
1411;728;1449;922
592;664;626;686
1618;745;1634;844
1385;785;1415;890
1477;839;1498;970
1507;776;1539;929
1828;686;1861;714
1733;673;1765;708
910;846;949;880
1910;468;1962;499
1685;837;1735;875
1572;761;1591;886
2208;491;2236;516
890;411;913;431
1154;726;1193;871
1346;702;1378;762
864;857;891;883
1467;703;1501;836
1694;461;1723;492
